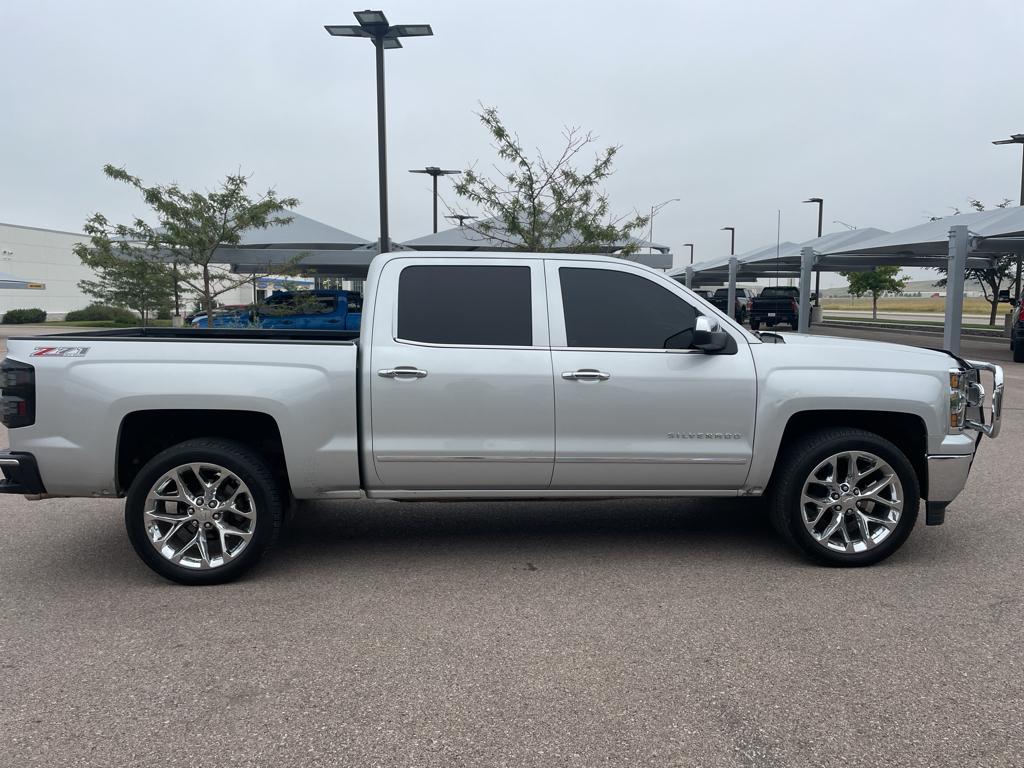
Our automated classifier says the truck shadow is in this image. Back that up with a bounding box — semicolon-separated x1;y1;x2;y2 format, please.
270;496;793;571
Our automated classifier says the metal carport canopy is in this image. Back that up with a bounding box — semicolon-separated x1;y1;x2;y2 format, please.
806;206;1024;351
401;219;674;270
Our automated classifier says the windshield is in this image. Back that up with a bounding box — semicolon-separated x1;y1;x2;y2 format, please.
759;287;799;297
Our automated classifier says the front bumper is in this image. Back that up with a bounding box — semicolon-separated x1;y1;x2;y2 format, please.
925;453;973;505
0;451;46;495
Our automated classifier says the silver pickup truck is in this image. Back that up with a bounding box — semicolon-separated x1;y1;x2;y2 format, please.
0;252;1004;584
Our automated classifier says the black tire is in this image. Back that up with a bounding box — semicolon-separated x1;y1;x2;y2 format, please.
125;438;284;585
750;319;760;331
1014;339;1024;363
769;428;920;566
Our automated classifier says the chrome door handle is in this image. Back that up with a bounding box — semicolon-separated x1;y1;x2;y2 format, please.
561;369;611;381
378;367;428;379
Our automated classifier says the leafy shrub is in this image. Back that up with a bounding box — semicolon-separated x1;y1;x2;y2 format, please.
64;304;137;323
2;308;47;324
156;306;172;320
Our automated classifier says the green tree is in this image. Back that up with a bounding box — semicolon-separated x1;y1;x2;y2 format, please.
841;266;908;319
74;218;176;325
934;199;1014;325
91;165;299;326
452;106;649;253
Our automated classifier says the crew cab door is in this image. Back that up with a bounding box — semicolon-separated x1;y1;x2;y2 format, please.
546;261;756;491
368;258;554;489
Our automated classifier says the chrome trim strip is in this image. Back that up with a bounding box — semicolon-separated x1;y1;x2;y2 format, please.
375;455;746;465
556;456;747;465
366;488;741;500
0;458;21;466
376;455;552;463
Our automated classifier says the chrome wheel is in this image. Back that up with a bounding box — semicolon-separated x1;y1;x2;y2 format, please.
143;462;256;570
799;450;903;554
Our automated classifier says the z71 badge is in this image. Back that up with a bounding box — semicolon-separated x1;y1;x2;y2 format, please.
31;346;90;358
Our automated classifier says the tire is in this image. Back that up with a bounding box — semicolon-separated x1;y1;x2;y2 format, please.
750;319;760;331
769;428;920;566
125;438;284;585
1014;338;1024;363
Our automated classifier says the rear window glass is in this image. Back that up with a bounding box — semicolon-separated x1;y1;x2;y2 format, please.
398;265;532;346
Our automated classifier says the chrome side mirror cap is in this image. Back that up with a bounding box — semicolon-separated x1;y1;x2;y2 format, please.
693;315;729;353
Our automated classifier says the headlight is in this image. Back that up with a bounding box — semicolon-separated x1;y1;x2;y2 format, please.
948;368;967;430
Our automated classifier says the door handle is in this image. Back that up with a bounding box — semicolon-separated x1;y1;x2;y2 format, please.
561;369;611;381
378;367;428;379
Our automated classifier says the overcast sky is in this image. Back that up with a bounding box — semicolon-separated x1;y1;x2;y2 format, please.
2;0;1023;285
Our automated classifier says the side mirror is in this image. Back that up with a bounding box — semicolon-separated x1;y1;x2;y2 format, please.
692;316;729;353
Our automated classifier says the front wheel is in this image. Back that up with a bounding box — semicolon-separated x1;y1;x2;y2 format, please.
1014;338;1024;363
125;438;284;585
770;428;919;566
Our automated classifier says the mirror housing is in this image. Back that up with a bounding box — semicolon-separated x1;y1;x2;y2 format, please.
692;316;729;353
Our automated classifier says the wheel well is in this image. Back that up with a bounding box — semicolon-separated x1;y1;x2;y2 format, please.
775;410;928;497
116;410;288;495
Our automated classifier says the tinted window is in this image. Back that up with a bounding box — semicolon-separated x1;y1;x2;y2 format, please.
560;267;698;349
398;265;532;346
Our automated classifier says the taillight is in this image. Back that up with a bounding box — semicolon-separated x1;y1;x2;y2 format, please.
1;359;35;428
1019;304;1024;322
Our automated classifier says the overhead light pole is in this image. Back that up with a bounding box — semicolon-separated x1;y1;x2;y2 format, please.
326;10;433;253
992;133;1024;301
683;243;694;264
721;226;735;255
648;198;680;254
803;197;823;306
409;167;460;233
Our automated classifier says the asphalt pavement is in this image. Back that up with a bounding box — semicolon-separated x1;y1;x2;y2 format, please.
1;330;1022;767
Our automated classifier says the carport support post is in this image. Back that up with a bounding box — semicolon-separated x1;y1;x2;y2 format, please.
943;224;969;354
798;247;814;333
684;266;694;289
727;257;738;320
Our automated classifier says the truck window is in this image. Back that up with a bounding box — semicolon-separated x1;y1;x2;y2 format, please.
398;265;532;346
560;267;697;349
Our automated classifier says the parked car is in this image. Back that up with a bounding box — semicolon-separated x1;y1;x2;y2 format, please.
709;287;755;323
0;252;1003;584
749;286;800;330
1010;299;1024;363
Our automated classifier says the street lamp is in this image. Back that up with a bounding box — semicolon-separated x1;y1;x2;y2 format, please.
409;167;461;233
326;10;433;252
721;226;735;255
683;243;694;264
803;197;823;306
992;133;1024;300
648;198;680;254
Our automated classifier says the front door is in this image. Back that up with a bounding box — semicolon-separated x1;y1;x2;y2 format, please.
369;259;554;490
546;261;756;491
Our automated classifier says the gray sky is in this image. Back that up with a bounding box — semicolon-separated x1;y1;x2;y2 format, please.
2;0;1023;285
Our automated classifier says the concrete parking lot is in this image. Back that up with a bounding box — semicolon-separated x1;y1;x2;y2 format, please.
1;329;1021;767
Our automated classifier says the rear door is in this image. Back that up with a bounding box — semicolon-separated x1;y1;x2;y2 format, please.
368;258;554;490
547;261;756;491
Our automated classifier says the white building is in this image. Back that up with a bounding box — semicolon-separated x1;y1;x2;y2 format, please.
0;221;257;319
0;222;94;319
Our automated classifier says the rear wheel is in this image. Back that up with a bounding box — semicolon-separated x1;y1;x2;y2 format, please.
1014;338;1024;363
770;428;919;566
750;319;761;331
125;438;284;585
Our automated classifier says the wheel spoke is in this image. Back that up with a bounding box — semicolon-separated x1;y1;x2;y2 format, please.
145;509;189;525
156;520;187;544
170;532;200;563
195;531;211;567
818;513;843;542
